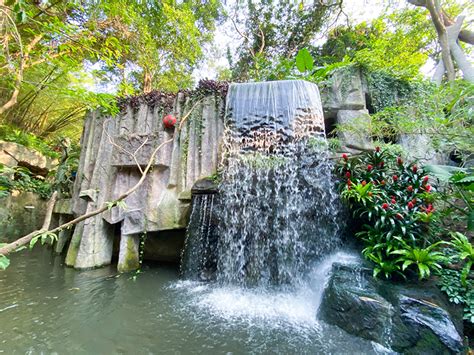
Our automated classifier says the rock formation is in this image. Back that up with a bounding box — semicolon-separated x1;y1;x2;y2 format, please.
62;86;226;272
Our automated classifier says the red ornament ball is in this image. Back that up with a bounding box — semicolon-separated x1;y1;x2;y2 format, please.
163;114;177;129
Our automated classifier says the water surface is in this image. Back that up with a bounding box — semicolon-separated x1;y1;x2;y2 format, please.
0;249;390;354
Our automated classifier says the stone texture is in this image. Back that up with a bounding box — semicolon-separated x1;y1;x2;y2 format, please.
0;191;48;242
319;262;465;354
0;140;57;175
320;67;366;118
191;178;219;194
398;134;447;165
64;92;225;271
336;109;373;150
319;264;393;346
117;234;140;272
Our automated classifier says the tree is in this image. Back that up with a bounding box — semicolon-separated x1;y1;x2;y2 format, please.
407;0;474;83
315;8;437;80
1;0;222;137
228;0;344;81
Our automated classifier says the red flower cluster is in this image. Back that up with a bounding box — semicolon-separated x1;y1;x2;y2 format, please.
345;171;351;178
382;203;389;210
407;185;413;192
412;165;418;173
397;157;403;165
422;204;435;214
393;175;398;181
367;165;373;171
342;153;348;161
408;201;414;210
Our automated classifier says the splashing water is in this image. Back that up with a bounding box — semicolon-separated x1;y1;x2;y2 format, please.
181;194;217;281
214;80;344;287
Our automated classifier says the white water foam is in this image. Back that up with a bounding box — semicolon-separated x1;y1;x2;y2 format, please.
170;251;360;329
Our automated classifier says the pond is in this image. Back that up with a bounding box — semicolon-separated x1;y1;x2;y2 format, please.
0;249;391;354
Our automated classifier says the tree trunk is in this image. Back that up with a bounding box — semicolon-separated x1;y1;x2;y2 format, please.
143;68;152;93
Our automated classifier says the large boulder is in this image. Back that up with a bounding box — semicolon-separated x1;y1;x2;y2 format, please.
319;264;394;346
0;140;57;176
319;261;465;354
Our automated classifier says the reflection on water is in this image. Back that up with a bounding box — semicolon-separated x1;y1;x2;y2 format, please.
0;249;388;354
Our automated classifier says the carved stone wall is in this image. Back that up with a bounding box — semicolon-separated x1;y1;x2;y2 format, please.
64;91;225;271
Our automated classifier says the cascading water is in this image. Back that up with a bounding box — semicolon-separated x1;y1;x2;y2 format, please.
215;80;343;287
173;81;393;353
180;193;218;281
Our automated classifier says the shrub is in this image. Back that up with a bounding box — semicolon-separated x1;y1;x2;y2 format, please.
336;147;444;279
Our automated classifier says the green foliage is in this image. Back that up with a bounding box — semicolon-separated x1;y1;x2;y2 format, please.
0;165;53;199
106;200;128;211
0;254;10;271
392;241;447;280
29;231;57;249
449;232;474;286
337;147;444;279
1;0;221;138
437;268;474;324
295;48;314;73
53;142;80;198
340;80;474;159
0;125;60;159
314;8;435;80
229;0;337;81
425;164;474;231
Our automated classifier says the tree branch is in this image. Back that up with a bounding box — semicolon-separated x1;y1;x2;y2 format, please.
0;99;201;258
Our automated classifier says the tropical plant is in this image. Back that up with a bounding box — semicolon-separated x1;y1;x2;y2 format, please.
449;232;474;286
424;164;474;231
438;268;474;324
391;241;448;279
0;165;53;199
337;147;443;279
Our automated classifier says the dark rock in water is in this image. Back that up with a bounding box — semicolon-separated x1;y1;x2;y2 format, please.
319;263;394;346
392;296;464;354
191;178;219;195
319;262;465;354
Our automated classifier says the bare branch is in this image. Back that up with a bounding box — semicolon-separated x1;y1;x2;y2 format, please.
0;98;202;258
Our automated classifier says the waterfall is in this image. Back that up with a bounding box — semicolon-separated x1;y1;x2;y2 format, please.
182;80;343;287
180;194;218;281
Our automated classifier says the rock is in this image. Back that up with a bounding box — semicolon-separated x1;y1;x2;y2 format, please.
53;198;73;215
391;296;464;354
319;261;465;354
191;177;218;194
63;91;225;271
319;263;394;347
0;140;57;176
117;234;140;273
320;67;366;118
398;134;447;165
336;109;373;151
0;191;48;242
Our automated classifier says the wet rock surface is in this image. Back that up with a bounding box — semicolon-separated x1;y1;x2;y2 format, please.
319;261;465;354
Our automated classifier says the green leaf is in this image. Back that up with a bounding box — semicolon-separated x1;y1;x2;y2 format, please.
0;255;10;270
29;235;40;249
295;48;314;73
468;210;474;231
